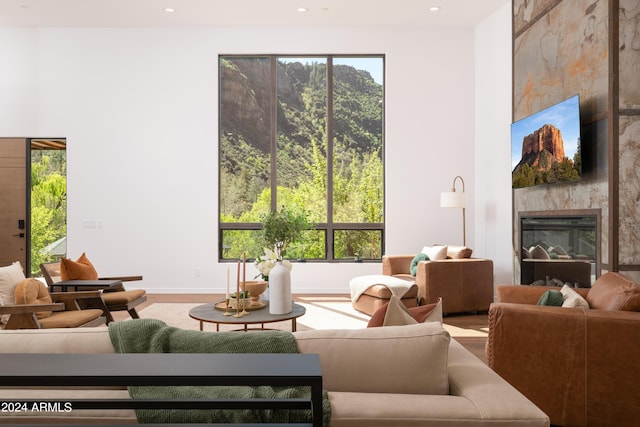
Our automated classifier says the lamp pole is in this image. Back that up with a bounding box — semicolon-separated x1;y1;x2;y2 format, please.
451;176;466;246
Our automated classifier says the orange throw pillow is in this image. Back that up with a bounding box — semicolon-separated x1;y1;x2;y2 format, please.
14;278;53;319
60;252;99;281
367;298;441;327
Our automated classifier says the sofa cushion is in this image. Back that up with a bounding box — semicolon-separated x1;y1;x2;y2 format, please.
587;272;640;311
14;278;54;318
0;261;26;324
537;290;563;306
294;322;450;395
561;285;589;308
447;245;473;259
61;252;99;281
0;327;115;353
410;253;428;276
421;245;448;260
367;296;442;327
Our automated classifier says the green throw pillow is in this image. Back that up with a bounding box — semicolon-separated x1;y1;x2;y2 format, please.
536;290;563;306
410;253;429;276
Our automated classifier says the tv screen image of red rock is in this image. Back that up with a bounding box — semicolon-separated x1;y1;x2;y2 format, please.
511;95;582;189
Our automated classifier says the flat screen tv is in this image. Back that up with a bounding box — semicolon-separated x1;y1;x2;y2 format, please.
511;94;582;189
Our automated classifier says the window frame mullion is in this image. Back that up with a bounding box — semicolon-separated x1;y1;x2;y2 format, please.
326;56;334;261
270;56;278;211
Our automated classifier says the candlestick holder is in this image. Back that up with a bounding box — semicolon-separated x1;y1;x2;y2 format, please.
241;300;249;316
233;303;245;318
223;298;232;316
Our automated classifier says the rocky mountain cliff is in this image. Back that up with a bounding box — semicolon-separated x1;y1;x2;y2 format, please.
512;123;580;188
521;124;565;163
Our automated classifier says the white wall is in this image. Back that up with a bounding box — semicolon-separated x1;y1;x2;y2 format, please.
0;16;512;294
474;2;514;288
0;28;37;134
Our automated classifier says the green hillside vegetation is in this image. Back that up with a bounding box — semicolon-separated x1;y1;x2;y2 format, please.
512;146;581;188
30;151;67;275
220;58;383;259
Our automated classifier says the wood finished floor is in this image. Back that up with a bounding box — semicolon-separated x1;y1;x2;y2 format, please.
116;293;489;364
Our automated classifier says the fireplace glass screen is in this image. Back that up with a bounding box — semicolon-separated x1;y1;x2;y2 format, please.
520;215;597;287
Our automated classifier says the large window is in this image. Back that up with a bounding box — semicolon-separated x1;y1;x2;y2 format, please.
219;55;384;262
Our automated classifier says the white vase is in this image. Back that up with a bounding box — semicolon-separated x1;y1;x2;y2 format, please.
268;261;292;314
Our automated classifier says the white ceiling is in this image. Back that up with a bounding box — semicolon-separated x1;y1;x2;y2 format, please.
0;0;509;28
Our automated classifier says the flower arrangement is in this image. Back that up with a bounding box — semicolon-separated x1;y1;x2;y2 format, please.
254;247;292;281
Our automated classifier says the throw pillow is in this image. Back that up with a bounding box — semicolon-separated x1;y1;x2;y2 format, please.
560;285;590;309
413;298;442;323
536;290;564;306
367;295;443;327
382;295;417;326
422;245;448;261
586;272;640;311
447;246;473;259
410;253;429;276
0;261;26;324
14;278;54;319
60;252;99;281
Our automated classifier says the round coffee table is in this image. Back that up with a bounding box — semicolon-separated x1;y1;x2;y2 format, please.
189;301;306;332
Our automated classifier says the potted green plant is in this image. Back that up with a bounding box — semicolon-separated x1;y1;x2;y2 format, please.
259;206;313;260
258;207;312;315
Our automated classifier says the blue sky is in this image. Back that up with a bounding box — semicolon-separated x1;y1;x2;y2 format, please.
279;56;384;84
511;95;581;171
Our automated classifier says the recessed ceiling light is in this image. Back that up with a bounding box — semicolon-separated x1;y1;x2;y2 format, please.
297;7;309;13
164;7;176;13
429;6;441;12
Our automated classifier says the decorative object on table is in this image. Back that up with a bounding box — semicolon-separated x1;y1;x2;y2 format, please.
440;175;466;246
267;261;292;314
240;252;249;315
242;280;268;307
229;290;251;310
214;298;266;312
254;248;293;303
223;268;232;316
232;261;247;318
258;207;312;315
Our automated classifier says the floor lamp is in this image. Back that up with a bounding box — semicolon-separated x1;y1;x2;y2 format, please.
440;175;466;246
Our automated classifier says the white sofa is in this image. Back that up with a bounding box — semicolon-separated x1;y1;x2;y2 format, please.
0;322;549;426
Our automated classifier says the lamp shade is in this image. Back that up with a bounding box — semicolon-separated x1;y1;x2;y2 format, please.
440;191;466;208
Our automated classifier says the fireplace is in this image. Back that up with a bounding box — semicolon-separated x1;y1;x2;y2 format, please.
518;211;599;287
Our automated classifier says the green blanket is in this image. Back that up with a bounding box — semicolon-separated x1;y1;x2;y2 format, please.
109;318;331;425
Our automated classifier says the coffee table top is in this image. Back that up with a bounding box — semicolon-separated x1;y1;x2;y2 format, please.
189;301;306;326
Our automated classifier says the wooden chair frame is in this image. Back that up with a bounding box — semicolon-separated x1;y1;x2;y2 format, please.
0;290;107;329
40;262;147;321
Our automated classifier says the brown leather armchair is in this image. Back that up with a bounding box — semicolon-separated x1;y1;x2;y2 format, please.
487;272;640;427
382;255;494;314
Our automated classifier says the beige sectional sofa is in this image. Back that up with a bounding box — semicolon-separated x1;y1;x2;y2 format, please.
0;322;549;426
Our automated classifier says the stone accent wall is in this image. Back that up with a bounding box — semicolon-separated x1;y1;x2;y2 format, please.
513;0;640;282
619;1;640;278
